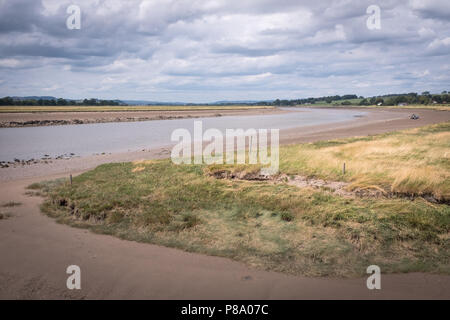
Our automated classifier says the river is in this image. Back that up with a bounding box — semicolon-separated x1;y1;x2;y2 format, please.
0;108;366;162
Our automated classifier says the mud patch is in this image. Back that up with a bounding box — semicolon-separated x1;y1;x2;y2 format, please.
283;175;386;198
0;212;12;220
0;272;85;299
209;169;270;181
207;170;444;203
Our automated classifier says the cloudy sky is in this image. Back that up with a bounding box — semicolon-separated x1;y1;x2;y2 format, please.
0;0;449;102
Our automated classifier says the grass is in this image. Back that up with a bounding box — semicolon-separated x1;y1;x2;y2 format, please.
0;105;274;113
0;212;12;220
32;123;450;278
1;201;22;207
304;104;450;111
279;123;450;201
209;123;450;201
353;104;449;111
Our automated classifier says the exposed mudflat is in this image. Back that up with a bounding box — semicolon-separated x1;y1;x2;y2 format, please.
0;108;286;128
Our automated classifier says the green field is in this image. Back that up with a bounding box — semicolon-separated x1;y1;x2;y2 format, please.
304;102;450;111
31;123;450;277
314;98;363;105
0;105;274;113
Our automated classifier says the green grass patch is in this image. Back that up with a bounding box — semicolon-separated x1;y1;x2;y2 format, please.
35;153;450;277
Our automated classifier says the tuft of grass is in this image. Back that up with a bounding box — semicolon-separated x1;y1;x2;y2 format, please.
1;201;22;208
27;178;66;192
0;212;12;220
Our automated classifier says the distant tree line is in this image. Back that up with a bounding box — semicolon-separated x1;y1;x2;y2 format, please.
358;91;449;106
253;92;449;106
0;97;121;106
1;91;449;107
255;95;360;106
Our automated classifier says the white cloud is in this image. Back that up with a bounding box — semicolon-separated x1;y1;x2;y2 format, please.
428;37;450;50
427;37;450;55
306;24;346;45
0;58;21;68
418;27;436;38
42;84;61;91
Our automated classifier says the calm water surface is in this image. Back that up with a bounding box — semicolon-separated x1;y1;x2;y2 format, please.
0;108;366;162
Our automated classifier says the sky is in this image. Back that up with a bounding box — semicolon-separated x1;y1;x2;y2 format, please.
0;0;449;103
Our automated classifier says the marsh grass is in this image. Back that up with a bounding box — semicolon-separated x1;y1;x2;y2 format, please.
275;122;450;201
35;122;450;277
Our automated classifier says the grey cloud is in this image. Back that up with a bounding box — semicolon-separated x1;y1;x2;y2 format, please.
0;0;449;102
0;0;43;33
410;0;450;21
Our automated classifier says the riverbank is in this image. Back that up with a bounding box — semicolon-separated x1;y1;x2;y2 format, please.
0;107;282;128
2;175;449;299
1;107;449;182
0;107;449;299
36;123;450;278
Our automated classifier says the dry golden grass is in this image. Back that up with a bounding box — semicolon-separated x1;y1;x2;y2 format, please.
131;166;145;173
279;123;450;200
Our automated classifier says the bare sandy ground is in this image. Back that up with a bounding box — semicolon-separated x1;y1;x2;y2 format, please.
0;107;449;299
0;108;285;127
281;107;450;144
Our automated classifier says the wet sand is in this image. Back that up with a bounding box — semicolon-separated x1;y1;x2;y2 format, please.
281;107;450;144
0;107;449;299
